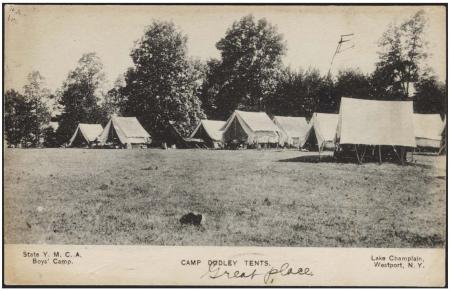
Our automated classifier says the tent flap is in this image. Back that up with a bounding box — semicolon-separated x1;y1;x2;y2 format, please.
303;113;338;150
68;123;103;147
190;120;225;141
97;117;151;145
222;110;279;144
273;116;309;146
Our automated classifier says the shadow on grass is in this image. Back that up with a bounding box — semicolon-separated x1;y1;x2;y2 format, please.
278;154;433;167
405;162;433;170
277;154;336;163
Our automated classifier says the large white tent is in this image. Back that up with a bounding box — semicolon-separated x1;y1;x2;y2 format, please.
336;97;416;163
68;123;103;147
337;97;416;147
222;110;279;145
413;113;444;149
96;116;151;148
272;116;309;147
190;120;226;148
304;113;339;151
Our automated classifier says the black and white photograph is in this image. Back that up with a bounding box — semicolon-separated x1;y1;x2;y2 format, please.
3;3;447;286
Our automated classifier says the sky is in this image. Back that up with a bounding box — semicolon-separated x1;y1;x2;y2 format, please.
4;5;446;93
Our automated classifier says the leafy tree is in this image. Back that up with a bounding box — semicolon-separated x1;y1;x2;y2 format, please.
266;68;306;117
372;10;428;100
203;15;286;119
102;76;126;118
198;59;222;118
413;76;447;116
266;68;338;118
23;71;52;146
316;74;338;113
300;69;327;117
401;10;428;96
55;53;107;145
4;89;29;146
266;68;319;118
23;71;51;103
42;126;59;148
335;69;371;100
290;69;337;117
371;24;405;100
4;72;52;147
120;21;205;143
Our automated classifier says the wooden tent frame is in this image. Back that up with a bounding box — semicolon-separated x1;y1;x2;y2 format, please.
352;144;407;165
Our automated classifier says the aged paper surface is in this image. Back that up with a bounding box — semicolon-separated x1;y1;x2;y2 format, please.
4;245;446;286
3;4;447;286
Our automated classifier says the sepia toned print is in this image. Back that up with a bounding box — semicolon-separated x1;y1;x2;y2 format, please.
3;4;447;286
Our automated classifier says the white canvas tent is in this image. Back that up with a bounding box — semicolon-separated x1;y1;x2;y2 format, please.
68;123;103;147
272;116;309;147
304;113;339;151
96;116;151;148
190;120;225;148
337;98;416;146
222;110;279;145
413;114;444;149
336;97;416;163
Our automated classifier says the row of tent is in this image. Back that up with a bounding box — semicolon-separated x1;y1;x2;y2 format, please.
68;97;446;153
191;110;339;150
67;111;332;150
68;117;151;148
191;107;445;152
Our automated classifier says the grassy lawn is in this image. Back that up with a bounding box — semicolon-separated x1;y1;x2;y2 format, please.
4;148;446;247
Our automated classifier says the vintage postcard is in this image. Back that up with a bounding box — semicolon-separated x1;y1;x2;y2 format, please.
3;3;447;286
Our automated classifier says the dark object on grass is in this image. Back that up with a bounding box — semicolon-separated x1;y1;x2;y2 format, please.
142;166;158;171
180;212;203;226
99;184;109;190
263;197;271;206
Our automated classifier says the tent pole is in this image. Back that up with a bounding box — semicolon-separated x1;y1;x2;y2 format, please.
355;144;362;164
378;145;382;164
361;145;367;162
392;145;402;164
318;143;321;161
438;138;446;155
400;146;405;166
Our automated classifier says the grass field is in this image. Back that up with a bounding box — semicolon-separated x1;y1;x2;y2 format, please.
4;148;446;247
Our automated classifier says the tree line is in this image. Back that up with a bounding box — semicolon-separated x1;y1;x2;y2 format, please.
5;11;447;148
